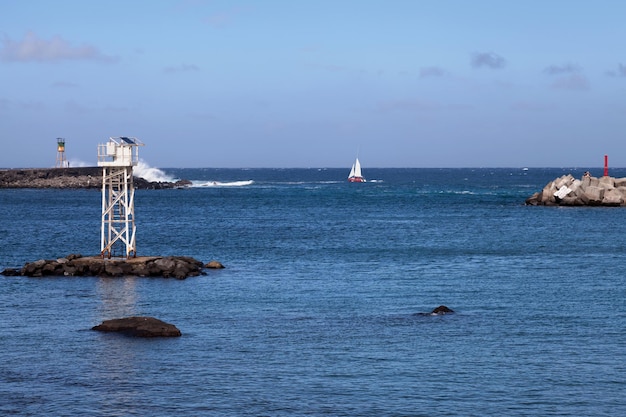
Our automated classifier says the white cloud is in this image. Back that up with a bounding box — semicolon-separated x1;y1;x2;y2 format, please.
606;63;626;78
376;98;439;113
551;74;589;91
419;66;446;78
543;63;580;75
203;7;249;28
163;64;200;74
471;52;506;69
0;32;118;63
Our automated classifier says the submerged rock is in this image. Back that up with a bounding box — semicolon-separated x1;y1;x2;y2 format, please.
431;305;454;315
92;316;181;337
415;305;455;316
205;260;225;269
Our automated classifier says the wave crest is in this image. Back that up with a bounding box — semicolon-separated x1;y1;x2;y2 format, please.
195;180;254;187
134;161;175;183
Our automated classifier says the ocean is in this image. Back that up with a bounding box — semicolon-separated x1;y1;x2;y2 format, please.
1;167;624;416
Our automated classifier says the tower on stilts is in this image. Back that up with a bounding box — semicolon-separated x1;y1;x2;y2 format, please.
56;138;68;168
97;137;144;258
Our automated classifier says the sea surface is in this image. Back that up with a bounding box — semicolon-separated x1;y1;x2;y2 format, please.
1;167;625;416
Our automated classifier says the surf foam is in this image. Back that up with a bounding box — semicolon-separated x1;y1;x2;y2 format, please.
194;180;254;187
134;161;175;183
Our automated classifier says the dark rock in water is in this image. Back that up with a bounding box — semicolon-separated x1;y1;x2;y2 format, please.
133;177;193;189
431;305;454;315
2;254;209;279
92;316;181;337
205;260;225;269
415;305;455;316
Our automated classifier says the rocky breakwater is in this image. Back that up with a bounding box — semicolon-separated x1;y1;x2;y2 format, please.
0;167;191;189
0;167;102;188
1;254;225;279
526;173;626;206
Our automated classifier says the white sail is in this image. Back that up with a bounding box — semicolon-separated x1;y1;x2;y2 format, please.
353;158;362;177
348;156;365;182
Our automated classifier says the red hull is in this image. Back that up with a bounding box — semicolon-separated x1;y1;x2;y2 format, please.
348;177;366;183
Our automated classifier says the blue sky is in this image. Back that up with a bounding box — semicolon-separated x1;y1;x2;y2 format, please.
1;0;625;168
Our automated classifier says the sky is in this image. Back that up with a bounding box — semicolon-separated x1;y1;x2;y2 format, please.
1;0;625;168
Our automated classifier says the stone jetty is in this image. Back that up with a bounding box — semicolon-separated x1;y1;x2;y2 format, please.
1;254;224;279
526;173;626;207
0;167;191;189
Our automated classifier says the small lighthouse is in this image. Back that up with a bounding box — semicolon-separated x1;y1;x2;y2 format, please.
56;138;68;168
97;136;144;258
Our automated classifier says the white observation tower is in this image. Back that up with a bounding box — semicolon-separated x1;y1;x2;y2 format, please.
97;137;144;258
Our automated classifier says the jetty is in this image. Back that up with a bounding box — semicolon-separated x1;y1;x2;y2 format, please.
0;167;191;189
1;254;224;279
526;173;626;206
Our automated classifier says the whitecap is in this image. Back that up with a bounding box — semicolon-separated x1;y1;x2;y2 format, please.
194;180;254;187
134;160;175;183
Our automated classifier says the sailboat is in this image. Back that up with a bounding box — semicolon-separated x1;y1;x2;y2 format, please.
348;157;366;182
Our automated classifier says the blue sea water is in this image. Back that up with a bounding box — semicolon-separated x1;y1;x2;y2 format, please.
0;168;625;416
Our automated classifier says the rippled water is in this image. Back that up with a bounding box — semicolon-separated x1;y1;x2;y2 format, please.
1;168;625;416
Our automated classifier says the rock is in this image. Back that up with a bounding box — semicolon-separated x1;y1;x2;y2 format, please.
174;179;193;188
154;257;177;274
527;173;626;207
554;185;572;200
560;196;583;206
104;262;125;276
555;174;574;189
583;185;604;204
22;259;47;277
133;177;192;189
541;182;557;205
599;176;615;187
602;188;623;206
414;305;455;316
2;255;207;279
525;192;541;206
431;305;454;315
205;260;225;269
92;316;181;337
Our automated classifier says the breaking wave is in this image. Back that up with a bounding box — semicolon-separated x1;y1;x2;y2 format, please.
134;161;175;183
193;180;254;187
